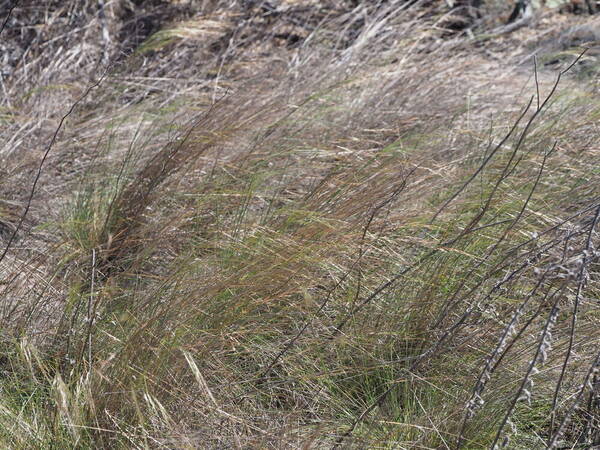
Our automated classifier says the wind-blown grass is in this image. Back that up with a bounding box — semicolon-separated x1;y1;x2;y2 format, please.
0;1;599;448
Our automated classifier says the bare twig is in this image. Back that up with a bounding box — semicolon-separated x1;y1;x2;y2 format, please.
0;0;19;37
549;205;600;442
0;69;109;267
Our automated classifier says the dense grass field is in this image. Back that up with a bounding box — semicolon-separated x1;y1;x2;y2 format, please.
0;1;599;448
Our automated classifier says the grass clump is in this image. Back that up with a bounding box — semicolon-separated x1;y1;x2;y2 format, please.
1;1;600;448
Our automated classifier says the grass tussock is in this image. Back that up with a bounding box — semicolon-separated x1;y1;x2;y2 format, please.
1;1;600;448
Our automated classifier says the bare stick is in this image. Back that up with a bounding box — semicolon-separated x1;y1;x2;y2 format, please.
0;70;109;266
0;0;19;37
549;205;600;440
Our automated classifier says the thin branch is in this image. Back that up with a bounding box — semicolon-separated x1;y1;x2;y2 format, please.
534;55;540;111
0;0;19;37
549;205;600;441
0;70;109;266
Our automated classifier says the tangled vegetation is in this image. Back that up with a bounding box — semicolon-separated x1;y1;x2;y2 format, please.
0;1;599;448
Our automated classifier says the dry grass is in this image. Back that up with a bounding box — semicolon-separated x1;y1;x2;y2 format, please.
1;1;600;448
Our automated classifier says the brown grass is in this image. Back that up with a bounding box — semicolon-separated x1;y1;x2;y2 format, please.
1;1;600;448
